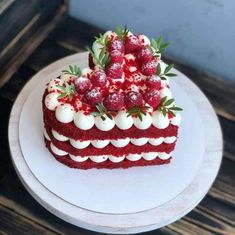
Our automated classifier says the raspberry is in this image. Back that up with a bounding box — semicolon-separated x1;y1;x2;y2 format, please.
146;75;162;90
106;63;123;79
103;92;124;111
74;76;91;94
125;91;143;108
137;47;153;62
141;60;157;76
88;53;95;69
85;88;103;106
125;35;141;53
90;69;107;88
144;89;161;109
108;39;124;53
109;50;124;63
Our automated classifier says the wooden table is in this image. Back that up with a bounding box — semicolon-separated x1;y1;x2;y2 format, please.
0;16;234;235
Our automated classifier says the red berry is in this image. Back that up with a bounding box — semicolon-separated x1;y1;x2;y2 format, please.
103;92;124;111
90;69;107;88
125;91;143;108
125;35;141;53
106;63;123;78
109;50;124;63
141;60;157;76
146;75;161;90
85;88;103;106
74;76;91;94
137;47;153;62
108;39;124;53
144;90;161;109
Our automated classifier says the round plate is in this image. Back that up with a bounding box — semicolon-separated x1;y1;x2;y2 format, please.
8;52;223;234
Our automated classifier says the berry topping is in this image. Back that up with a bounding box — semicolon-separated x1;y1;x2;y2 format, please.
125;35;141;53
146;75;162;90
108;39;124;53
106;63;123;79
141;60;157;76
137;47;153;62
144;90;161;109
103;92;124;111
90;69;107;88
109;50;124;63
125;91;143;108
74;76;91;94
85;88;103;106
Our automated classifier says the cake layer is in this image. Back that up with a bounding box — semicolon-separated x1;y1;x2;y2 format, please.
45;139;171;169
45;125;176;157
43;106;178;140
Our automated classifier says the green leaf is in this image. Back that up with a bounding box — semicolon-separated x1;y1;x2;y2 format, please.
56;85;66;92
164;98;175;106
57;93;67;99
138;113;143;121
151;38;158;50
169;110;176;117
159;42;169;52
156;35;163;48
161;96;167;104
162;108;167;117
169;106;183;111
165;73;177;77
101;115;106;121
160;76;167;80
157;63;161;75
164;64;174;74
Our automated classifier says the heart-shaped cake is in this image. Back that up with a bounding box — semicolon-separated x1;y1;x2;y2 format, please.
43;26;182;169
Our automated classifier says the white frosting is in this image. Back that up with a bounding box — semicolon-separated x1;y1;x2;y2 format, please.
91;140;110;148
47;78;63;92
109;155;125;163
111;138;130;147
152;111;170;129
95;116;115;131
133;113;152;130
43;129;51;141
149;137;164;146
90;155;108;163
126;154;142;161
158;152;172;160
114;111;133;130
45;92;60;111
131;138;148;146
55;104;75;123
125;54;136;61
81;68;92;76
50;142;67;156
74;111;95;130
164;136;177;144
171;112;181;126
69;154;88;162
52;129;69;141
103;30;115;39
70;139;90;149
160;87;172;99
143;152;158;161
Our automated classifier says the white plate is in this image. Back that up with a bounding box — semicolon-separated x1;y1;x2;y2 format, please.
9;52;223;234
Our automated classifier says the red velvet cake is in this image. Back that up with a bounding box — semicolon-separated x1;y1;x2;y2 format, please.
42;26;182;169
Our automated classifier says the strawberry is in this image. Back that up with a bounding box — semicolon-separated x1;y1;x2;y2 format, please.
146;75;161;90
137;46;153;62
106;63;123;79
103;92;124;111
141;60;157;76
125;35;141;53
125;91;143;108
90;69;107;88
74;77;91;94
85;88;103;106
109;50;124;63
144;89;161;109
108;39;124;53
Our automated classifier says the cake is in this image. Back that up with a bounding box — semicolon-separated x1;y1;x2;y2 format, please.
43;26;182;169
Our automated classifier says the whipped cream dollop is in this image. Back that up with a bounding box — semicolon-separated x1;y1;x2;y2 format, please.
70;139;90;149
50;142;67;156
55;104;75;123
74;111;95;130
114;111;133;130
47;78;63;92
95;115;115;131
133;113;152;130
152;111;170;129
52;129;69;141
45;92;60;111
171;112;181;126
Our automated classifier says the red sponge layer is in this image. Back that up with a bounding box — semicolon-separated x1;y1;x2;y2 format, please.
45;138;171;169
